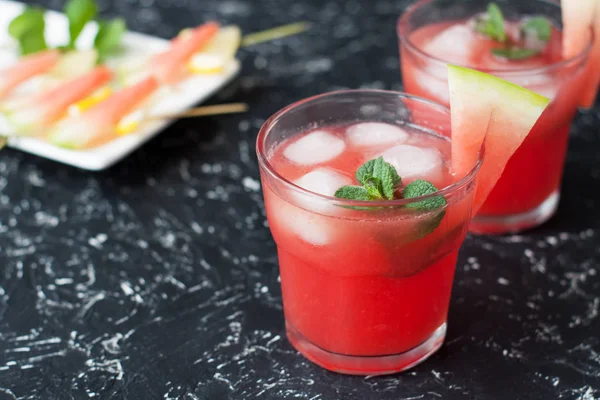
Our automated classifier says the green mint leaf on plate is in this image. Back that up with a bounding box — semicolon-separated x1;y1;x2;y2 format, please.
334;185;371;201
19;30;49;55
94;18;127;61
521;16;551;41
65;0;97;48
403;180;447;211
474;2;506;43
9;7;47;55
491;47;539;60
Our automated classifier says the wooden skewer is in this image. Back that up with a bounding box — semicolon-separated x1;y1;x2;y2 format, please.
146;103;248;120
241;22;311;47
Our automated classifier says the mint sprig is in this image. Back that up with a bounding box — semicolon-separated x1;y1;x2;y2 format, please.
403;180;447;211
336;156;400;201
403;180;447;236
8;0;126;60
473;2;552;61
521;16;551;42
65;0;97;49
8;7;47;55
474;3;506;43
334;157;447;235
491;47;539;60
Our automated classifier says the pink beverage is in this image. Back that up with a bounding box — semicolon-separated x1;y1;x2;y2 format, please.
257;90;482;375
398;0;591;234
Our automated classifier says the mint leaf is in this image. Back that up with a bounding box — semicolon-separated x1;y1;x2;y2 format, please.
403;180;447;211
356;159;376;185
403;180;447;234
491;47;539;60
364;177;384;200
356;156;400;200
521;16;551;42
19;30;49;55
94;18;126;61
375;157;400;200
334;185;371;201
65;0;97;48
8;7;47;55
474;2;506;42
337;156;401;202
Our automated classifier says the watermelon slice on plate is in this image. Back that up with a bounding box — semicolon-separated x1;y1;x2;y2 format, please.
447;65;551;214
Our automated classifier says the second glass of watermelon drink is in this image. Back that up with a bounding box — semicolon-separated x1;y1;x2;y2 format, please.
257;90;483;375
398;0;593;234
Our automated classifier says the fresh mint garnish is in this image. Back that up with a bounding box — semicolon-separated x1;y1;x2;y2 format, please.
65;0;97;49
94;18;127;61
334;157;447;235
491;47;539;60
8;7;47;55
521;16;551;42
334;185;371;201
8;0;125;59
473;3;551;61
355;156;401;200
337;156;400;201
403;180;447;211
403;180;447;235
474;3;506;42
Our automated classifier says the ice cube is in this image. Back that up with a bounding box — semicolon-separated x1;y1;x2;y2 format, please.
412;67;450;104
283;130;346;165
346;122;409;147
423;24;479;65
284;208;335;246
294;168;353;197
380;144;443;183
292;168;352;214
279;168;353;246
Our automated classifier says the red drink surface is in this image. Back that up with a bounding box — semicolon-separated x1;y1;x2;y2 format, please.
261;123;474;369
400;18;588;229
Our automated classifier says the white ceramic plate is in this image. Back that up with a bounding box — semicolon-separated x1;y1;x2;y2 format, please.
0;0;241;170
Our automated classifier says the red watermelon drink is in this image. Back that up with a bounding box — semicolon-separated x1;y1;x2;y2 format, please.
399;0;600;234
257;80;549;375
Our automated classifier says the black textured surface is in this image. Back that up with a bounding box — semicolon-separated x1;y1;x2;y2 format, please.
1;0;599;399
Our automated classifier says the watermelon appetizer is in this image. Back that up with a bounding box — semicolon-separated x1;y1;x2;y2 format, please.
0;0;307;155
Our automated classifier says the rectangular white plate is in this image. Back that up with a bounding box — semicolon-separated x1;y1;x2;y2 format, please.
0;0;240;170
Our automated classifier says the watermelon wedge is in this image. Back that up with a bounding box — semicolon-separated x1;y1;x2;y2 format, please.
0;49;60;100
5;66;113;134
447;65;551;214
48;76;159;149
151;22;220;84
573;0;600;107
561;0;596;59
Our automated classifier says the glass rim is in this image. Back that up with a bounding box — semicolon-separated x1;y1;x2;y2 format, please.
256;89;484;209
397;0;593;76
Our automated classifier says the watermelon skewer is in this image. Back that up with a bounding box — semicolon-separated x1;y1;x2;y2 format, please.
6;66;113;134
0;49;61;100
447;65;551;214
151;22;220;84
48;76;159;149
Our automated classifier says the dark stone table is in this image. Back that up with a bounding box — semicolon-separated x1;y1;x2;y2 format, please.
1;0;599;399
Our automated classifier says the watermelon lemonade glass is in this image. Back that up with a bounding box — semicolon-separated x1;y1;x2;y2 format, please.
257;90;482;375
398;0;592;233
